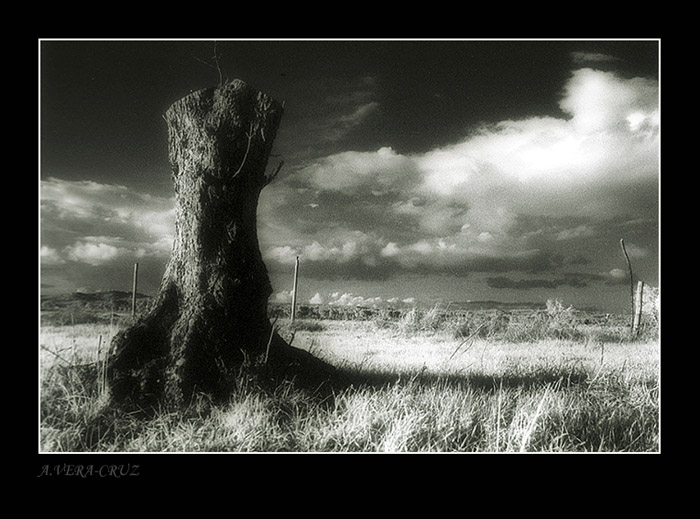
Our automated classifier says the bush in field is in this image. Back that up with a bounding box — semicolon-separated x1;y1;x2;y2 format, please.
452;300;586;342
393;305;451;335
537;299;584;341
451;311;509;340
380;301;587;341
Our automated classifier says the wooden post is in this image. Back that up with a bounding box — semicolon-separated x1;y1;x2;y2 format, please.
632;280;644;336
291;256;299;322
131;262;139;317
620;239;635;329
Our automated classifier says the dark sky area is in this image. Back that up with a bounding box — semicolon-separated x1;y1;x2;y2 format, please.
40;39;660;313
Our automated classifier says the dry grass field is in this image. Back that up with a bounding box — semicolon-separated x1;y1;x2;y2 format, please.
38;300;660;453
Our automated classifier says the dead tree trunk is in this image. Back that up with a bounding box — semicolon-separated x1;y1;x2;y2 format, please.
106;80;334;410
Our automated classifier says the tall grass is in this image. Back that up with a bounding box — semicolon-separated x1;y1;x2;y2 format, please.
451;300;586;342
378;299;658;345
39;317;659;452
39;363;658;452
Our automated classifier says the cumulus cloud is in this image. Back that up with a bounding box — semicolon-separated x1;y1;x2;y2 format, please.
415;69;658;223
263;229;395;280
64;240;121;266
559;68;659;135
326;292;383;307
302;291;416;308
555;224;595;241
263;229;566;281
60;235;157;266
41;178;175;235
605;268;630;285
262;64;659;286
41;177;175;265
298;146;420;197
309;292;325;304
271;290;293;303
40;246;65;265
43;64;656;295
303;68;657;223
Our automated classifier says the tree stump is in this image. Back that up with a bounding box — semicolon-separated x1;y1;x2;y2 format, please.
106;80;336;410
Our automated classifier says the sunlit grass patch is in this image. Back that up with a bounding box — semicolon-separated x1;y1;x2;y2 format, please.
39;315;659;453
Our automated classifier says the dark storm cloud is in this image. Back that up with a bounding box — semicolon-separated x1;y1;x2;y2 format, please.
486;271;607;290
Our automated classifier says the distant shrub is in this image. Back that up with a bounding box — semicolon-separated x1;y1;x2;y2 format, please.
451;311;510;340
392;305;451;335
452;300;587;342
541;299;585;341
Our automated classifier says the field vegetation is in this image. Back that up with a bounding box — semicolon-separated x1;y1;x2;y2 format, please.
39;295;660;453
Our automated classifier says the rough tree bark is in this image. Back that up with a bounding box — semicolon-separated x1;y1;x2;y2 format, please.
106;80;335;410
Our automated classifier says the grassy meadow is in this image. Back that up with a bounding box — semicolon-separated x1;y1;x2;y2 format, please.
39;299;660;453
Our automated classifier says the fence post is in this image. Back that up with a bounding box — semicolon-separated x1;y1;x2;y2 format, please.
632;280;644;337
291;256;299;322
620;239;635;330
131;262;139;317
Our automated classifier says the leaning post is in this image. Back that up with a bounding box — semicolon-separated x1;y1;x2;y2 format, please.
620;239;635;331
131;262;139;317
632;280;644;337
291;256;299;322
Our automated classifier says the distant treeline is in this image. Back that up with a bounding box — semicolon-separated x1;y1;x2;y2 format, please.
267;301;618;325
40;291;626;328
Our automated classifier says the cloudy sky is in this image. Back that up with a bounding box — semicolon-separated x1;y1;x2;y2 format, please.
40;39;660;313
